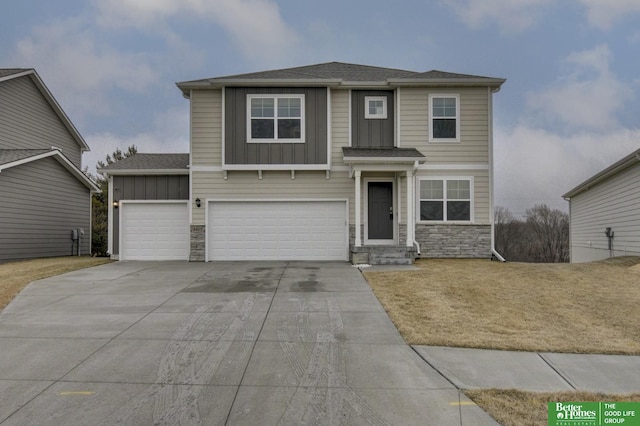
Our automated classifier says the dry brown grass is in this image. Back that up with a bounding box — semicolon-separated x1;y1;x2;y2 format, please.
465;389;640;426
364;257;640;354
0;256;111;310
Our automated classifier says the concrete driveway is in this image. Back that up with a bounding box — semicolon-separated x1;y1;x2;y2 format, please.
0;261;496;425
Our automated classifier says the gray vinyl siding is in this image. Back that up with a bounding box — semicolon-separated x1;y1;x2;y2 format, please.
0;157;90;261
0;76;82;167
351;90;394;148
111;175;189;255
569;162;640;263
224;87;328;165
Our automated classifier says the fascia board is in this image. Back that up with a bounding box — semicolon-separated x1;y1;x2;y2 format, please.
562;151;640;199
0;150;99;192
98;169;189;176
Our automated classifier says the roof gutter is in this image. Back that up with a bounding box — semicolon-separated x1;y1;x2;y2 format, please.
562;149;640;199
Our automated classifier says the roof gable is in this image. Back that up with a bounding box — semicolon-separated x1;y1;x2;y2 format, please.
0;69;90;153
0;149;99;192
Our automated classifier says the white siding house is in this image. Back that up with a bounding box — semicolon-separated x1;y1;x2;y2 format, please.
563;148;640;263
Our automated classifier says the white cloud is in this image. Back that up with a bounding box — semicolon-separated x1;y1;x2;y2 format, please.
445;0;554;33
11;19;159;119
577;0;640;30
526;45;632;131
94;0;299;63
494;125;640;214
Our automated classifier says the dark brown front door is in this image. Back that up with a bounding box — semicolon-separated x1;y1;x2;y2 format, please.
368;182;393;240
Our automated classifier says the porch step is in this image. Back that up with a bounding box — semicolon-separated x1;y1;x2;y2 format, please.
351;246;415;265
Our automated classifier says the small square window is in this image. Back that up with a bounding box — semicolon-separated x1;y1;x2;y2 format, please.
364;96;387;119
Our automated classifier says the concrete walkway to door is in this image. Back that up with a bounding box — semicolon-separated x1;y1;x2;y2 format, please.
0;261;497;425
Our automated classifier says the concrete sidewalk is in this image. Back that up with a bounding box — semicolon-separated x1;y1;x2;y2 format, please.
414;346;640;394
0;261;498;426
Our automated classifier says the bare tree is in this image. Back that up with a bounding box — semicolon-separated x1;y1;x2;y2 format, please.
494;204;569;263
524;204;569;263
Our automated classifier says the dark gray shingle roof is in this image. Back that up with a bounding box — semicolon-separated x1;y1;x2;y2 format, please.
178;62;505;90
98;153;189;171
0;149;52;166
343;147;425;159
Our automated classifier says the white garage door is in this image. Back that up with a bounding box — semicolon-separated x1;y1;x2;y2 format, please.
120;202;189;261
208;201;348;261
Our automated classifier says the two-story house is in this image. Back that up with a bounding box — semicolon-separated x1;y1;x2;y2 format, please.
101;62;505;264
0;69;98;261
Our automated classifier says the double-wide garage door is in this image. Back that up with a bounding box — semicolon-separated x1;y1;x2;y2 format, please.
208;201;348;261
120;202;189;261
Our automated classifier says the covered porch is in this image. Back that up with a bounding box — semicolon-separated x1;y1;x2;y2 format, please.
343;147;426;265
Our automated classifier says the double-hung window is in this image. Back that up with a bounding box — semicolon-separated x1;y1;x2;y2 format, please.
429;94;460;142
248;94;305;143
419;178;472;222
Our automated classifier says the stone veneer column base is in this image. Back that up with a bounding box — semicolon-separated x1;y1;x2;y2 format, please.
415;224;491;258
190;225;205;262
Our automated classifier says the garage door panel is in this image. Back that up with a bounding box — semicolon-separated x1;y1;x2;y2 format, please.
121;203;189;261
208;201;347;261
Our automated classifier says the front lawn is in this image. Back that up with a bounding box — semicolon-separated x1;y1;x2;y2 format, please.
364;257;640;426
364;257;640;355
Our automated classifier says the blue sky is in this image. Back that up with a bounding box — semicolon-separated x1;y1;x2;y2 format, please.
2;0;640;215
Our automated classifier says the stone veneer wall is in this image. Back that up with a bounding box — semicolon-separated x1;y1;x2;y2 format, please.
190;225;206;262
413;224;491;258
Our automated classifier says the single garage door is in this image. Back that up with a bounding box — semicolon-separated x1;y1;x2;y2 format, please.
208;201;348;261
120;202;189;261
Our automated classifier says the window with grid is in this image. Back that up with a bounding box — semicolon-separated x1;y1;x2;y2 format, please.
419;179;471;221
430;95;459;141
248;95;305;142
364;96;387;119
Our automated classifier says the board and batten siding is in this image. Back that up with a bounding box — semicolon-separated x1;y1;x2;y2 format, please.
351;90;394;148
569;162;640;263
0;157;90;260
399;87;489;164
224;87;328;165
0;75;82;167
111;175;189;256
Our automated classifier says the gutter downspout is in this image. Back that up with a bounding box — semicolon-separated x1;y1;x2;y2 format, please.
488;86;506;262
410;161;421;255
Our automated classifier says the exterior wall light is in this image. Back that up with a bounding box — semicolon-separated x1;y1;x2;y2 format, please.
195;198;201;208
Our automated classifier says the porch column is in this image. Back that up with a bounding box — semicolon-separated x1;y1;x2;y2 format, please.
354;170;362;247
406;172;414;247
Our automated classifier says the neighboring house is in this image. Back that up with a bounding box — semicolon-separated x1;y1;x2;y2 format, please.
0;69;98;261
563;148;640;263
103;62;505;264
98;154;190;261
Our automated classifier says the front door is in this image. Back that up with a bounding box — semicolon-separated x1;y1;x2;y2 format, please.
368;182;394;240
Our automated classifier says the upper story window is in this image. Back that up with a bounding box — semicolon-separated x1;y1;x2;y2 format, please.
364;96;387;119
418;178;472;222
429;94;460;142
247;94;305;143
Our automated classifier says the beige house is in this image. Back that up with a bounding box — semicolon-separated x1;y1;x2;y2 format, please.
103;62;505;264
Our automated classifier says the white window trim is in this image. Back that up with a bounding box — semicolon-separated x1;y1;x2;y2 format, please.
416;177;474;223
364;96;387;119
429;94;460;143
247;94;305;143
